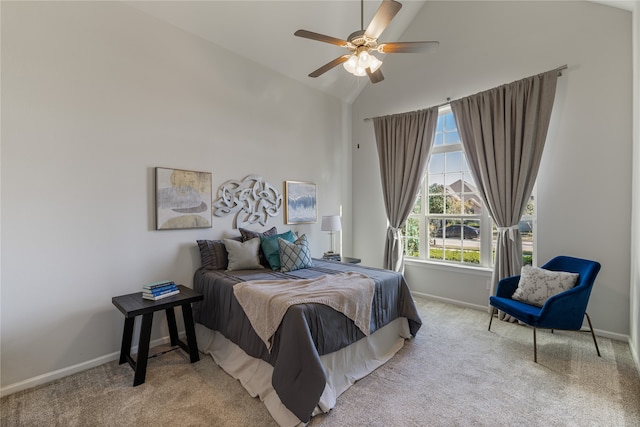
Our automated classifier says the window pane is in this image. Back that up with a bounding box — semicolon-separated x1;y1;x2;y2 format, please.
428;218;445;261
429;194;444;214
444;129;460;145
428;177;444;193
445;194;462;214
411;192;422;214
444;112;456;130
429;153;445;174
443;220;463;262
520;219;534;265
461;171;476;189
434;132;444;146
445;152;463;172
525;194;535;216
463;193;482;214
404;217;420;257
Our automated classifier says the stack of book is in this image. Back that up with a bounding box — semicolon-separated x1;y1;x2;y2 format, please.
322;252;341;262
142;280;180;301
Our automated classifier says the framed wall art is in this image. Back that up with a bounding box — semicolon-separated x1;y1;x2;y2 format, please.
284;181;317;224
155;167;212;230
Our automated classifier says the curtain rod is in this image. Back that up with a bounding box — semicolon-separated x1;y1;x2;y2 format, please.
363;64;568;122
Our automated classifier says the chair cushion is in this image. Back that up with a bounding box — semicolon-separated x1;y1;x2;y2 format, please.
490;296;542;325
512;265;579;307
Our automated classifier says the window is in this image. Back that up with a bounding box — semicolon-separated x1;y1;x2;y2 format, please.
403;107;535;267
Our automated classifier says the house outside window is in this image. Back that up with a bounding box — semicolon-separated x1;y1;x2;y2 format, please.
403;107;535;267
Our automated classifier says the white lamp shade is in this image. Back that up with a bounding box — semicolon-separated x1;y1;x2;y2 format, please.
321;215;342;232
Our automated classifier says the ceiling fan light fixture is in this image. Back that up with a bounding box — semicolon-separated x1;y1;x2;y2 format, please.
353;66;368;77
296;1;438;83
343;55;358;74
368;55;383;73
343;51;383;76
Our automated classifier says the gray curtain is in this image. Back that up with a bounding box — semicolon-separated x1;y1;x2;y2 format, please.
450;69;559;309
373;108;439;272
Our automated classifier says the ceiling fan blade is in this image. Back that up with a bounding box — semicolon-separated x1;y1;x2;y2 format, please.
378;41;440;54
294;29;349;47
309;55;352;78
364;0;402;40
366;67;385;84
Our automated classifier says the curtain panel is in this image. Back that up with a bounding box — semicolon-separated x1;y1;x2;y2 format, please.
450;69;559;312
373;108;439;272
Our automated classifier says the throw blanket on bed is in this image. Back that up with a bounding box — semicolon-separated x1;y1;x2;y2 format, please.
233;272;375;351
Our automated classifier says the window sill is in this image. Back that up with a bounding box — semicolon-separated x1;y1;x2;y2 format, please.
404;257;493;275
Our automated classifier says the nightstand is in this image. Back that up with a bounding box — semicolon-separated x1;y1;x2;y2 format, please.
112;285;203;386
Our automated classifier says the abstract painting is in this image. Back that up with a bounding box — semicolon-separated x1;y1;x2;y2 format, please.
285;181;317;224
155;167;212;230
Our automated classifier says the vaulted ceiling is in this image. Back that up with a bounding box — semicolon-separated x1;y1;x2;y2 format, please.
126;1;429;103
126;1;634;104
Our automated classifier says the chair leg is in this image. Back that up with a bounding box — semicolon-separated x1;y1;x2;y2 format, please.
585;312;601;357
533;328;538;363
488;307;497;331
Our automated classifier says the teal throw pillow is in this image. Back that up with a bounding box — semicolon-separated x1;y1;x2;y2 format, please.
278;234;313;273
260;230;296;270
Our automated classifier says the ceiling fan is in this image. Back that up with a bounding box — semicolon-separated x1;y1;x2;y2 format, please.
294;0;439;84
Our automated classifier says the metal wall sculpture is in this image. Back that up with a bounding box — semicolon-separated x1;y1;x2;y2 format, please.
213;175;283;228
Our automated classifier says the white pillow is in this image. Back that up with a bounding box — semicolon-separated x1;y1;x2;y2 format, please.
224;238;265;271
512;265;579;307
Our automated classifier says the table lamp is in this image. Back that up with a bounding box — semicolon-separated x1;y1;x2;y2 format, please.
321;215;342;254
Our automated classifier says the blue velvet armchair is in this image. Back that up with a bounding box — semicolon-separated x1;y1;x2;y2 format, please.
488;256;601;362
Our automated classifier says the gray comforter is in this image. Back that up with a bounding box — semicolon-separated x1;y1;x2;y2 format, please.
192;259;422;423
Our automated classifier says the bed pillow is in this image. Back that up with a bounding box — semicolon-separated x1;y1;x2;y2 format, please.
512;265;579;307
197;238;241;270
260;230;296;270
224;237;265;271
239;226;278;267
278;234;313;273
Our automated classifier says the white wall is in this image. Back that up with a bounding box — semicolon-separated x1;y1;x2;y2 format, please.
630;1;640;369
0;2;350;392
352;1;633;337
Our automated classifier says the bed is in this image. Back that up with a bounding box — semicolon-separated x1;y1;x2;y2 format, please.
192;230;422;426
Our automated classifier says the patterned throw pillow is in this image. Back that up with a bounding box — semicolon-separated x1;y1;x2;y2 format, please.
239;227;278;267
512;265;579;307
278;234;313;273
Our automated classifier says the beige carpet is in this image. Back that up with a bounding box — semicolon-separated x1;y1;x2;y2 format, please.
2;297;639;426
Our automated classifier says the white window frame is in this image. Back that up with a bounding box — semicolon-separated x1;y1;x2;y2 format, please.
404;106;492;268
404;106;536;269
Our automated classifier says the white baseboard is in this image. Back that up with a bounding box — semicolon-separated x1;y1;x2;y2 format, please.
411;290;631;342
411;290;489;312
629;339;640;375
0;334;180;398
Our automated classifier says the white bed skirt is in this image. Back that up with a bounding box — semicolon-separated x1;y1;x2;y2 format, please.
195;317;411;427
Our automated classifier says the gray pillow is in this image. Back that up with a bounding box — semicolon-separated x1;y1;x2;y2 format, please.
224;237;265;271
239;226;277;267
197;238;239;270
